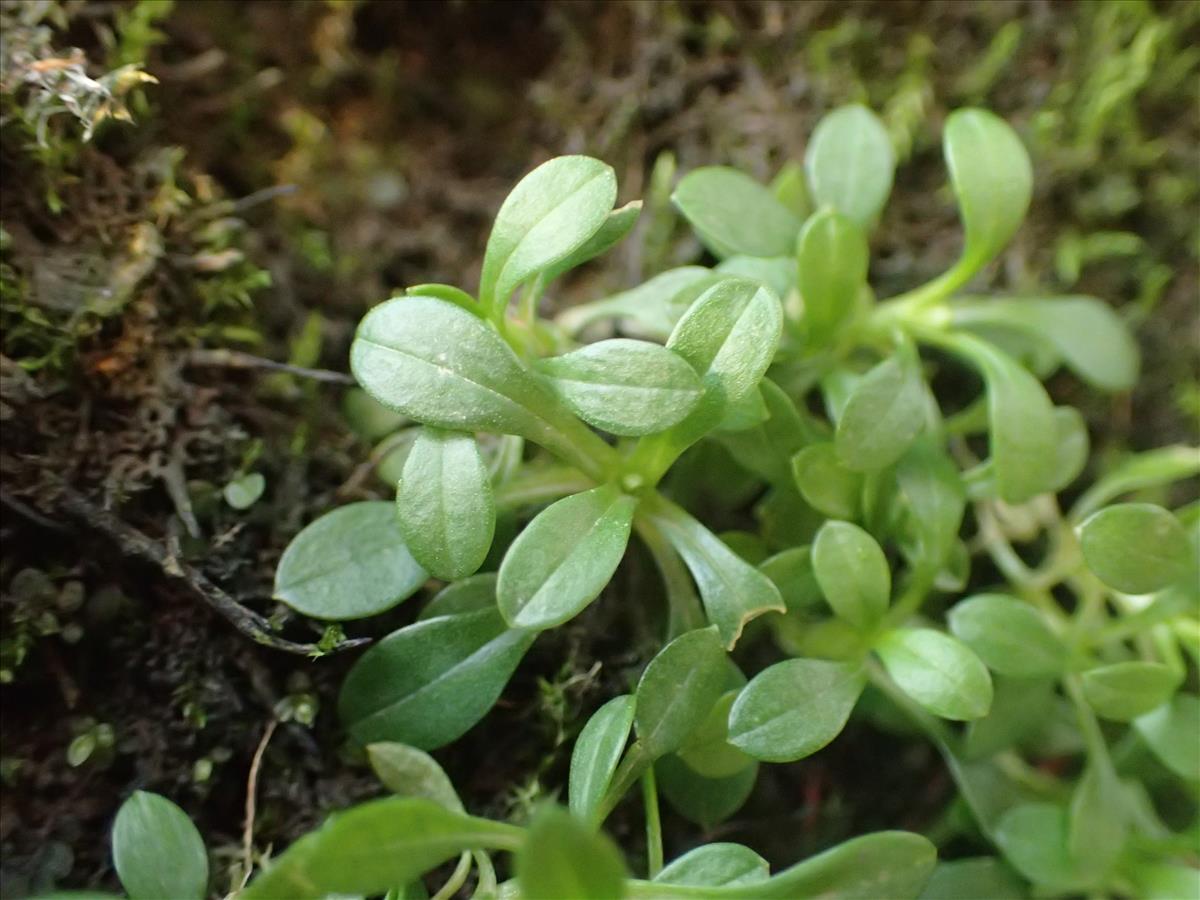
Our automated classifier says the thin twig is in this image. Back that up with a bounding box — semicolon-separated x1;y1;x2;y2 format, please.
1;490;70;532
55;487;369;656
184;348;355;385
240;718;279;890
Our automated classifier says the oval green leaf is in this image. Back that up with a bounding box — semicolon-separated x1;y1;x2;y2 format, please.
1079;503;1194;595
812;521;890;631
366;743;464;812
536;339;703;436
635;627;729;758
1080;661;1181;722
112;791;208;900
943;108;1032;283
569;695;636;825
993;803;1088;892
397;428;495;580
677;690;755;778
497;485;637;630
947;594;1066;678
792;443;863;521
479;156;617;309
835;351;927;471
729;658;865;762
672;167;802;259
1134;693;1200;780
654;844;769;888
339;606;536;748
275;502;427;620
875;628;993;721
796;209;869;346
804;104;896;227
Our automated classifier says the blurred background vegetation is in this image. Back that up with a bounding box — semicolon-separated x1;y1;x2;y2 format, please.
1;0;1197;895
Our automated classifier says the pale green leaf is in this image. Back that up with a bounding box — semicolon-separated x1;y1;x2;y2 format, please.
654;844;769;888
1080;661;1181;722
672;167;801;259
1079;503;1194;595
570;695;636;825
366;743;463;812
112;791;208;900
804;104;896;226
792;443;863;521
812;521;890;631
796;209;868;346
947;594;1066;678
835;352;927;471
876;628;993;721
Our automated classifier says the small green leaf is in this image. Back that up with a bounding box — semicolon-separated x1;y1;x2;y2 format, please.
406;282;480;314
758;546;822;611
1072;446;1200;520
812;521;890;631
672;167;802;259
1080;661;1181;722
947;594;1066;678
479;156;617;309
1079;503;1194;595
942;108;1032;283
351;296;568;444
948;331;1058;502
835;352;927;471
112;791;208;900
570;695;635;825
952;296;1139;391
770;160;810;218
894;438;966;573
792;443;863;521
655;753;758;829
542;200;643;283
516;807;627;900
964;676;1057;760
1047;406;1090;492
497;486;637;630
715;255;798;303
729;658;865;762
804;104;896;227
536;339;703;436
667;278;784;409
677;690;754;778
342;387;408;441
635;627;728;758
876;628;993;721
653;844;769;887
1134;693;1200;780
558;267;721;340
339;606;536;748
796;209;869;346
224;472;265;509
649;498;785;648
242;797;523;900
397;428;495;580
418;572;497;620
366;743;463;812
919;858;1024;900
275;502;427;620
994;803;1088;892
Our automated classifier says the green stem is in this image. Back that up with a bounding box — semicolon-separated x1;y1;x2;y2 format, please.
642;767;663;879
471;851;498;899
430;852;472;900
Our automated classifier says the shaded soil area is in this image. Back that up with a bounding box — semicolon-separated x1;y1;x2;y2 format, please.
1;1;1197;895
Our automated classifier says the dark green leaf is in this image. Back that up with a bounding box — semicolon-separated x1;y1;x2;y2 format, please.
729;658;865;762
1079;503;1194;595
536;339;703;436
397;428;495;580
963;677;1056;759
418;572;497;620
112;791;207;900
672;167;801;259
570;695;636;824
947;594;1066;678
479;156;617;309
677;690;755;778
497;486;637;630
796;210;868;346
654;844;769;888
812;521;890;631
758;546;822;611
1067;758;1127;878
339;606;536;748
876;628;993;721
635;627;729;757
918;858;1024;900
517;807;627;900
275;502;427;620
242;797;523;900
366;743;463;812
655;753;758;830
1080;661;1181;722
835;351;927;471
804;104;896;227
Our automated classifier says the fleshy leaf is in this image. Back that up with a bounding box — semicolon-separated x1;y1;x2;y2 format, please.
112;791;208;900
672;167;802;259
804;104;896;227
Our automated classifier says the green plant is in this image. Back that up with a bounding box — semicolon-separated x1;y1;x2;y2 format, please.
84;103;1197;899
